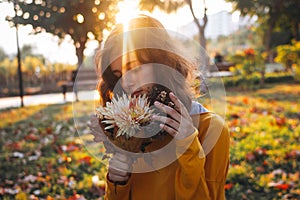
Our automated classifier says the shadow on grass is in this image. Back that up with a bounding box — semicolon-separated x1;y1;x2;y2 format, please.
226;83;300;102
254;83;300;102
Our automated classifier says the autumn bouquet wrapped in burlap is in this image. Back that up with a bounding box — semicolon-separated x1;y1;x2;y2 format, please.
96;93;155;153
95;85;175;154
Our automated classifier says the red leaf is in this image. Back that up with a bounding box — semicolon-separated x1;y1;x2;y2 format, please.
250;106;261;113
244;48;255;56
285;150;300;159
246;152;256;161
256;166;265;173
25;133;38;141
66;143;80;152
78;156;92;165
263;160;268;166
275;117;286;126
275;183;290;190
255;147;268;156
46;127;53;134
6;142;21;151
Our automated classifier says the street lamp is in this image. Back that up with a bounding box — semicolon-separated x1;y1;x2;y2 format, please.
4;0;24;107
15;19;24;107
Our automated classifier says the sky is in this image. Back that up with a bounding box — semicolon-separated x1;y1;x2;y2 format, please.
0;0;233;65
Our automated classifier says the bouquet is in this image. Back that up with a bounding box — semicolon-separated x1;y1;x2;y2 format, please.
95;85;175;154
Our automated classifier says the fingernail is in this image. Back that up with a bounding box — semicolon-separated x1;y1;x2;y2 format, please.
154;101;160;106
170;92;175;97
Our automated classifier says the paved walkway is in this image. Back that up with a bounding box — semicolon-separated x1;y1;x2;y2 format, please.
0;90;98;110
0;71;236;110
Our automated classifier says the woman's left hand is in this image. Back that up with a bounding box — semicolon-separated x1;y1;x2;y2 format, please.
88;115;107;142
152;92;195;140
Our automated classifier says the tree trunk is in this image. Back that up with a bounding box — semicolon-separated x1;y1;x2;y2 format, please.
261;8;278;86
292;20;299;41
186;0;208;67
199;22;206;50
75;39;87;69
74;38;86;101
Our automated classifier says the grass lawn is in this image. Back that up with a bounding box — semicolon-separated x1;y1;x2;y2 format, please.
0;83;299;199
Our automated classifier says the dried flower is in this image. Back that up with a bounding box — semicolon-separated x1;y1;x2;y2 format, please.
96;93;154;138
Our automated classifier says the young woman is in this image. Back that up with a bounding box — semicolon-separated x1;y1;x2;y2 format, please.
94;14;230;200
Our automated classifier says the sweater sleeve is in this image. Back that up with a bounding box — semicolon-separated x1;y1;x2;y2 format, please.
175;129;211;200
175;116;230;200
104;174;131;200
202;115;230;200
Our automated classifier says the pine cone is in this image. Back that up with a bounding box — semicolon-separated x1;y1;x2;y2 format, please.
146;85;175;139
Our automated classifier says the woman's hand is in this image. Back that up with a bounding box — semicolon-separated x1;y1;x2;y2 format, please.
89;115;116;155
152;92;195;140
88;115;107;142
108;152;133;184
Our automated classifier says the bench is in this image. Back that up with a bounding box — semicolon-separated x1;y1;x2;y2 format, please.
209;62;235;72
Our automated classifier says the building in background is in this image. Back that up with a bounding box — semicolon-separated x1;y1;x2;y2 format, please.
179;11;255;39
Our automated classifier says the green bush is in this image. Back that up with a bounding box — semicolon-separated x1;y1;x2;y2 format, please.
223;73;294;89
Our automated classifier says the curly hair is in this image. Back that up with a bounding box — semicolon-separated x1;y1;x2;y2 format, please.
94;14;198;111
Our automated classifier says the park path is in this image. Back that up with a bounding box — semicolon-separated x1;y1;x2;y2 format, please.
0;90;97;110
0;70;238;110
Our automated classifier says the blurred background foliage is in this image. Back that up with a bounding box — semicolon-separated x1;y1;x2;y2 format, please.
0;0;299;96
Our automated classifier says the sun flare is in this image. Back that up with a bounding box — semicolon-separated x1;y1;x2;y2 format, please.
116;1;141;26
116;1;146;71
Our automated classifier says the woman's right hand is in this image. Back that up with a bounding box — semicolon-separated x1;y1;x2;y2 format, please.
108;152;133;184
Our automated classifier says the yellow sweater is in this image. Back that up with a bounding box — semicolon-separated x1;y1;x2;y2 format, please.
105;112;230;200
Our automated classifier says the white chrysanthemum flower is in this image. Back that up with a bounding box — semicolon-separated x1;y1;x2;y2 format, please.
96;93;154;138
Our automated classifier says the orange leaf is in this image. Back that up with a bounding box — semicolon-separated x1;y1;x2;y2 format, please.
224;183;234;190
242;97;249;104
